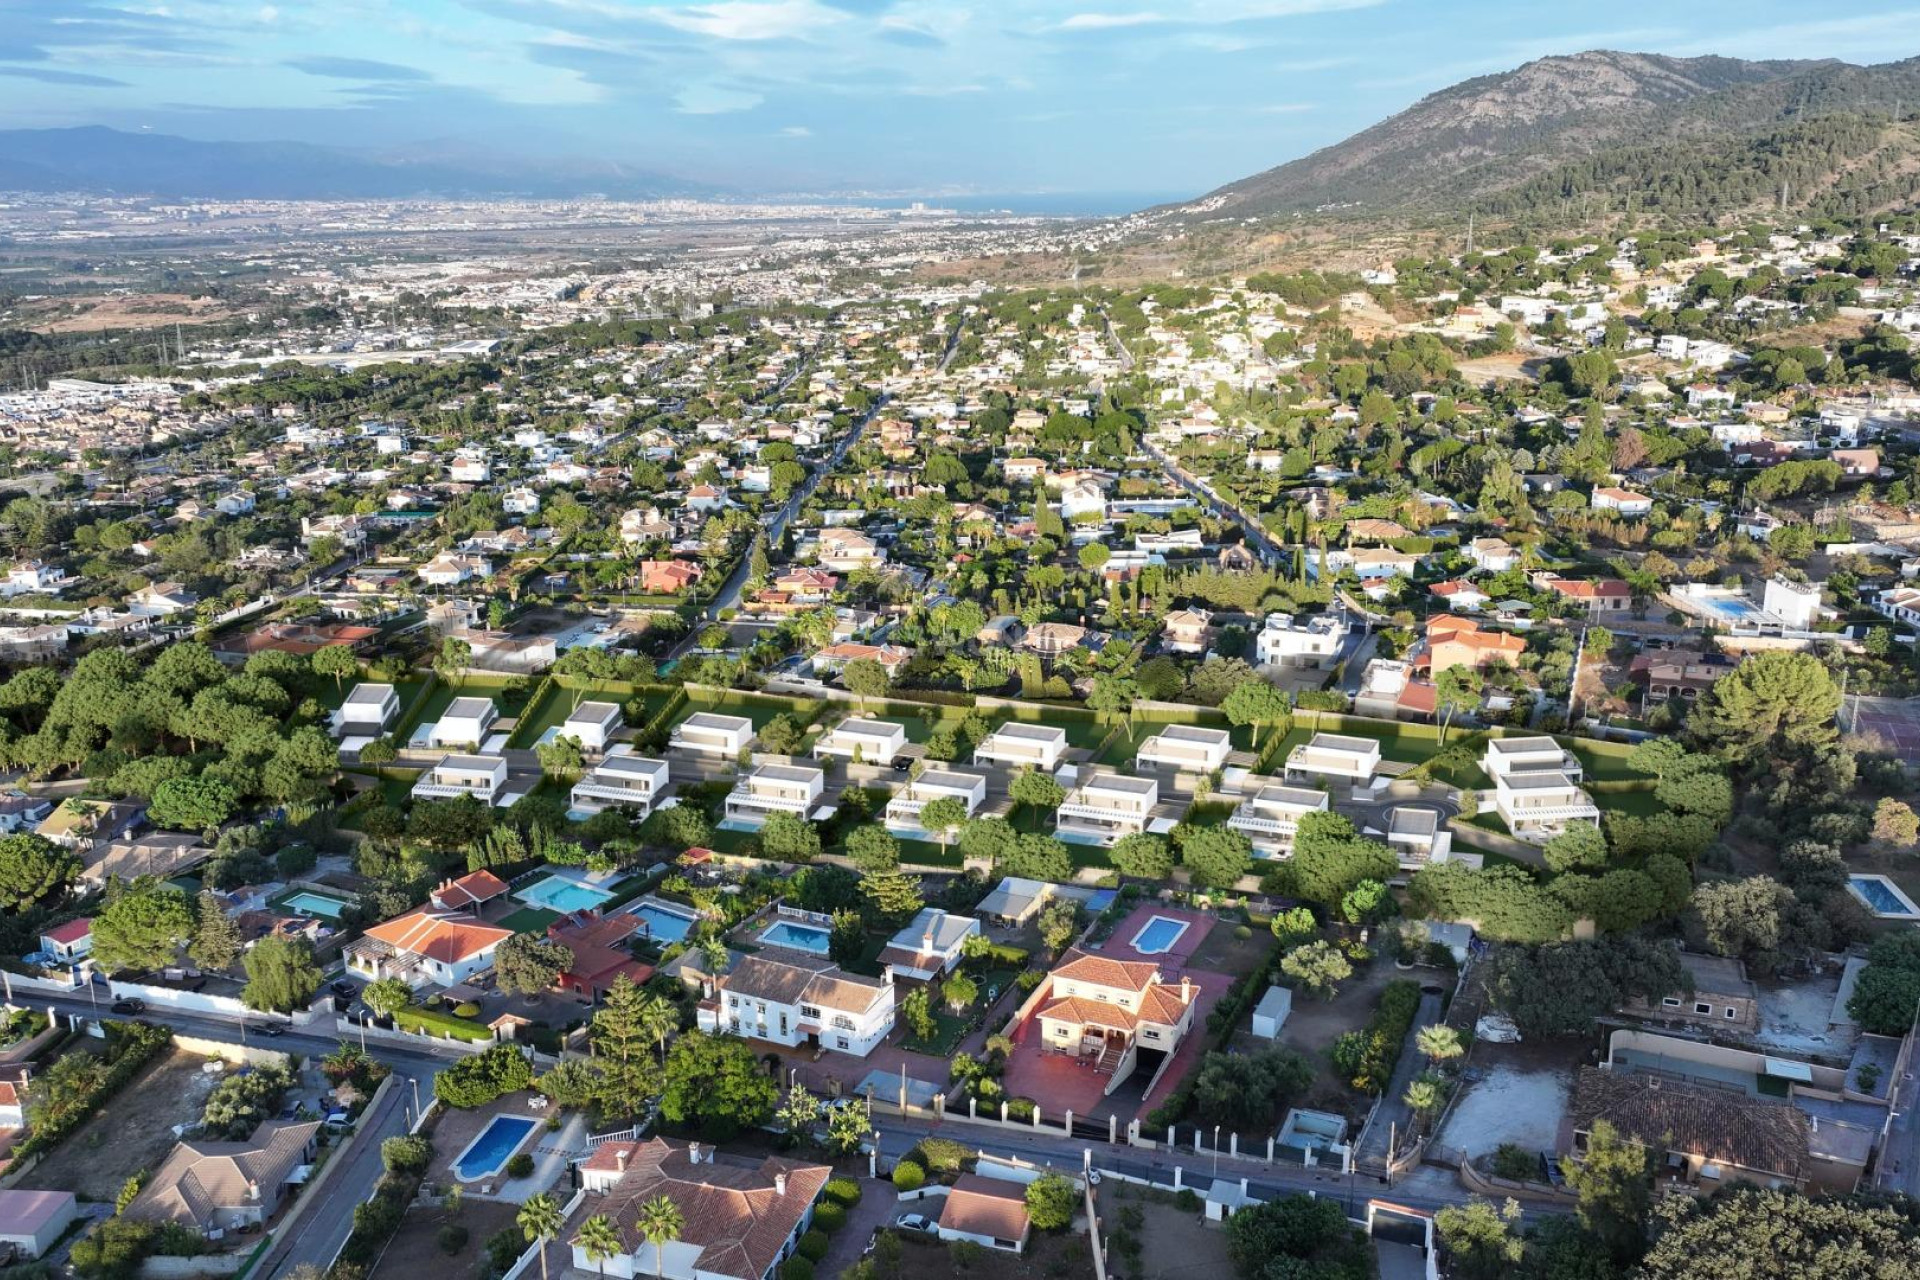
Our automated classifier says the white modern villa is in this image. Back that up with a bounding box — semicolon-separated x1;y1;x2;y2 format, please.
411;754;509;805
1055;772;1159;845
560;700;623;753
723;764;826;828
1134;724;1233;774
973;722;1069;771
1285;732;1381;786
1228;782;1330;857
1256;612;1345;668
570;754;672;816
812;717;907;763
1386;806;1458;868
1480;736;1600;842
333;683;400;739
884;768;989;833
670;712;756;757
429;697;499;749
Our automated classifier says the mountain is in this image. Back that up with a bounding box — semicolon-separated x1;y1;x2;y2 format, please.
1182;51;1920;226
0;126;711;200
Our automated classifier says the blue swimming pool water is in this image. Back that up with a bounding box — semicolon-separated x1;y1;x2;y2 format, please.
452;1115;539;1182
282;891;347;919
518;876;615;913
1699;596;1761;620
761;921;832;954
1849;876;1917;916
629;901;697;943
1053;829;1108;846
1131;916;1190;955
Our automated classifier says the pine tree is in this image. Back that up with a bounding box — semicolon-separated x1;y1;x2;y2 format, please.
188;890;242;971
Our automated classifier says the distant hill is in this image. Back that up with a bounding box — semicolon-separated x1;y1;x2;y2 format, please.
0;126;710;200
1177;51;1920;227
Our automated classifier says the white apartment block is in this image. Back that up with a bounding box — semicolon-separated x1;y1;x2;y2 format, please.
1386;806;1456;869
812;718;908;763
973;722;1069;771
884;769;988;832
411;754;508;806
1480;736;1600;842
560;700;623;753
1134;724;1233;774
670;712;756;757
724;764;825;828
570;754;672;817
1285;733;1381;786
429;697;499;749
1228;783;1329;858
1257;612;1345;668
1763;576;1822;630
1055;772;1159;845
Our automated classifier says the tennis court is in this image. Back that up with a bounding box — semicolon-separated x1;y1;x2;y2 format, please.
1848;696;1920;762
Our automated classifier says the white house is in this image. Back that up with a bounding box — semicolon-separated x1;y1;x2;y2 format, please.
560;700;623;753
1480;736;1600;841
973;722;1068;771
0;1190;78;1260
1285;733;1381;786
669;712;755;757
1467;538;1520;573
884;769;988;834
570;755;672;817
1257;612;1345;668
1591;487;1653;517
1386;806;1457;869
1055;772;1159;845
812;718;907;763
418;553;490;587
723;764;825;828
1763;576;1822;630
937;1176;1033;1255
410;754;509;806
1228;783;1329;858
333;682;400;738
350;908;512;987
880;907;981;981
429;697;499;749
709;951;895;1056
1134;724;1233;774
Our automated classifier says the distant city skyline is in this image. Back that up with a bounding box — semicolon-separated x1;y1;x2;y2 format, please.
5;2;1919;197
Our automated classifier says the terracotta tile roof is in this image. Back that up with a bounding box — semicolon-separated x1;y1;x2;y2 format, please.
432;869;509;909
1051;949;1160;993
363;909;512;964
578;1138;830;1279
1039;994;1140;1032
1569;1066;1807;1181
939;1175;1031;1243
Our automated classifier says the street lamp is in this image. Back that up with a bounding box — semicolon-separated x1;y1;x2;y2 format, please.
1212;1125;1221;1180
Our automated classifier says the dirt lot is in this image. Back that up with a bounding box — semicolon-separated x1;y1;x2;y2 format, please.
896;1228;1096;1279
1262;959;1408;1115
30;1048;223;1202
24;293;240;333
368;1199;519;1280
1097;1183;1231;1280
1188;920;1275;981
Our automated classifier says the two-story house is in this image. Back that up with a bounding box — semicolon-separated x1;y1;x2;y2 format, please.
348;909;512;988
811;718;907;764
973;723;1068;771
1285;733;1381;787
1054;772;1158;845
429;697;499;750
570;754;672;818
884;769;988;834
723;764;825;829
1256;612;1345;669
1134;725;1232;775
1228;783;1329;858
411;754;509;806
560;701;623;754
669;712;755;758
706;952;895;1056
332;682;400;739
1480;736;1600;841
1034;950;1199;1092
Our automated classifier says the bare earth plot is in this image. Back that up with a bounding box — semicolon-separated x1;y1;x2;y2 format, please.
367;1199;518;1280
29;1048;221;1201
1435;1058;1572;1164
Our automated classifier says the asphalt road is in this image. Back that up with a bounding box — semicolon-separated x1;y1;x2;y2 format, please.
1140;439;1284;567
257;1069;416;1280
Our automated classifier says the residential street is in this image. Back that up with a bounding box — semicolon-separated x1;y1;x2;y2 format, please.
257;1070;417;1280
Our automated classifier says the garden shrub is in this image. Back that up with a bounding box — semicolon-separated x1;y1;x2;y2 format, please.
505;1152;535;1178
437;1224;469;1255
824;1177;862;1206
781;1259;814;1280
811;1202;846;1233
891;1161;925;1192
797;1231;829;1262
434;1044;534;1107
917;1136;971;1172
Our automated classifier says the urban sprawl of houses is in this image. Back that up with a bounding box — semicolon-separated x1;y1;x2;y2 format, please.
0;199;1919;1280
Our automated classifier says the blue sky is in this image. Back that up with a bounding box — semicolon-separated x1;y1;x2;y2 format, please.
4;2;1920;197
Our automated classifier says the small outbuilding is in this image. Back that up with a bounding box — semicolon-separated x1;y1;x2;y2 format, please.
1251;986;1293;1040
0;1189;77;1258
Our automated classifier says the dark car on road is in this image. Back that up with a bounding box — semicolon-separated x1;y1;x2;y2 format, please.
109;998;145;1015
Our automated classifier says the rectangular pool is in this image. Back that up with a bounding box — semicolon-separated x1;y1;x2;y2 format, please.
452;1114;539;1183
1848;875;1920;919
1130;915;1191;955
761;921;832;954
627;899;698;944
282;891;348;919
518;875;615;914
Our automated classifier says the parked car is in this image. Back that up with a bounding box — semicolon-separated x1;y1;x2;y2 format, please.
251;1023;286;1038
109;998;145;1015
893;1213;936;1236
330;980;357;997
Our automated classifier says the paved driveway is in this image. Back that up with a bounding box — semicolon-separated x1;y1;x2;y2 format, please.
815;1174;898;1276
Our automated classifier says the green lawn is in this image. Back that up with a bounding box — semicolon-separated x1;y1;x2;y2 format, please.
510;682;601;748
1594;787;1664;816
683;687;825;733
497;906;560;935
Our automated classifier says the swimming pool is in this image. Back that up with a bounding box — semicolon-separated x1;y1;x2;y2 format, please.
628;899;698;944
1690;593;1763;622
1848;874;1920;919
282;891;348;919
517;875;615;914
761;921;832;954
451;1114;539;1182
1130;915;1190;955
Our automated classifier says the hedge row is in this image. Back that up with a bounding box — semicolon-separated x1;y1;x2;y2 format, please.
15;1022;171;1162
1344;979;1423;1095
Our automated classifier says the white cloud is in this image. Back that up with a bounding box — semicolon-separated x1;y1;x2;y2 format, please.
1057;12;1164;30
653;0;847;42
779;124;811;136
674;83;764;113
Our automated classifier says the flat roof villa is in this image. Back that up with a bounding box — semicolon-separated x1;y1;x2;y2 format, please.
723;764;826;829
973;722;1068;770
1386;805;1457;869
1285;732;1381;785
1055;771;1159;845
670;711;755;757
1134;724;1232;774
813;717;907;762
411;754;508;806
1480;736;1599;841
560;700;623;752
884;768;988;832
333;682;399;739
1228;782;1329;858
570;754;672;817
428;696;499;749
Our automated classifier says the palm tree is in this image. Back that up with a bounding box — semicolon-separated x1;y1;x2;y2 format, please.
636;1194;685;1280
518;1192;564;1280
1403;1076;1445;1124
1415;1023;1463;1067
637;993;680;1063
576;1213;622;1280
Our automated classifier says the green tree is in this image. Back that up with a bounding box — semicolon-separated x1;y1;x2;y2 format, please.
1109;832;1173;880
148;776;238;831
1180;825;1252;890
1874;797;1919;847
845;825;900;873
187;891;242;971
1562;1119;1655;1263
587;975;667;1117
1434;1198;1525;1280
1290;812;1397;903
860;870;925;922
1434;664;1483;745
1544;825;1609;874
942;971;978;1013
92;885;194;974
362;976;414;1021
1281;940;1352;999
311;644;359;692
657;1031;778;1139
840;658;890;708
576;1215;623;1280
1688;650;1841;764
1024;1173;1076;1232
241;935;323;1013
535;735;586;782
1008;768;1064;813
1638;1186;1920;1279
435;636;473;687
900;987;936;1041
494;934;572;997
1037;899;1079;955
1416;1023;1463;1066
0;834;77;912
917;796;968;851
1221;680;1289;751
760;812;822;862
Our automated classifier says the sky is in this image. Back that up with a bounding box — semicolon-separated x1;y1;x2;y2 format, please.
4;1;1920;200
